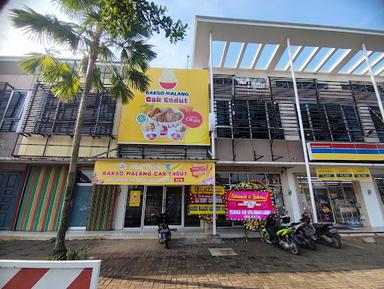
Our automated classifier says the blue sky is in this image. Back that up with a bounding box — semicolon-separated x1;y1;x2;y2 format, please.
0;0;383;69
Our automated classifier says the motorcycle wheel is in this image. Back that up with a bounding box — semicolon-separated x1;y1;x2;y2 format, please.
164;239;169;249
331;237;341;249
307;238;317;250
260;230;272;244
289;240;300;255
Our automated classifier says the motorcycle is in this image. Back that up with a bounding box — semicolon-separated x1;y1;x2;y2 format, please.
259;213;300;255
280;214;317;250
301;213;341;249
155;212;171;249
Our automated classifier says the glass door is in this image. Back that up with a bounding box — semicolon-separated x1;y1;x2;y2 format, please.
165;186;182;226
144;186;164;226
124;186;144;227
69;184;91;228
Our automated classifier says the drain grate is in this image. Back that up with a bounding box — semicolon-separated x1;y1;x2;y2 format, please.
208;248;238;256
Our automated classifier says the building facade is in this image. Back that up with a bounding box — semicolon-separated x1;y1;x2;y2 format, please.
0;17;384;233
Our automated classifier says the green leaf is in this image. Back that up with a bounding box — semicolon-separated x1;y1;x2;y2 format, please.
18;53;57;74
11;7;81;51
110;72;134;104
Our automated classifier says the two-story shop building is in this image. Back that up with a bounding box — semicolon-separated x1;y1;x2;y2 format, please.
0;16;383;234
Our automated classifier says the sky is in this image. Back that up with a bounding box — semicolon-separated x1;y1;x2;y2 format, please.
0;0;383;69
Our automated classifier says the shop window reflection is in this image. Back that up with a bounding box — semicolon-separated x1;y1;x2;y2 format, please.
297;177;363;227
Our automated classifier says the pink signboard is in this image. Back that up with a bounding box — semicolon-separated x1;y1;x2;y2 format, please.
226;190;274;220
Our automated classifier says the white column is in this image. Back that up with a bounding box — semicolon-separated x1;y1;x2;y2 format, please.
359;180;384;227
112;185;128;230
281;169;302;221
209;31;217;236
287;37;318;222
362;42;384;122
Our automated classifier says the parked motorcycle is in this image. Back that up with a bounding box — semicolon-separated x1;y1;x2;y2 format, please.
155;212;171;249
280;214;317;250
301;213;341;249
259;213;300;255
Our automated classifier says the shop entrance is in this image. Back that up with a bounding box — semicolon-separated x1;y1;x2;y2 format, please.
125;185;184;229
297;177;363;227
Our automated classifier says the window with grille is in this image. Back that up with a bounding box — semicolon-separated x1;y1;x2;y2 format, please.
34;91;116;135
369;106;384;142
215;99;284;140
0;84;27;132
300;103;363;142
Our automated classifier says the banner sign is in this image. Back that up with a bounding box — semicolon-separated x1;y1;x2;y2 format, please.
226;191;274;221
188;185;226;215
118;68;210;146
129;190;141;207
307;142;384;161
316;167;371;181
93;160;214;185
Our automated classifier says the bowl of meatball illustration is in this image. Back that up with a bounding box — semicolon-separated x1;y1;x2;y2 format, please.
147;107;184;137
141;121;160;140
167;123;188;140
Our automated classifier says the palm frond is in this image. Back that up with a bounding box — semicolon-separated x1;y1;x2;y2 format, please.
98;44;115;62
18;53;58;74
11;7;81;51
123;68;150;93
52;0;96;18
39;60;80;100
120;40;156;70
90;66;104;92
110;72;134;104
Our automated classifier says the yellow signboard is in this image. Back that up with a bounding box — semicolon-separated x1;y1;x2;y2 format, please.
190;185;225;195
118;68;210;145
188;185;226;215
93;160;214;185
316;167;371;181
188;205;226;215
129;190;141;207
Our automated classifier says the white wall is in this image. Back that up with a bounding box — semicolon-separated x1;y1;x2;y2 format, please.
112;185;128;230
284;169;302;222
359;180;384;227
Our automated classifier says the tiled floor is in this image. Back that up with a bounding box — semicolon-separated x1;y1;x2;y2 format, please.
1;236;384;289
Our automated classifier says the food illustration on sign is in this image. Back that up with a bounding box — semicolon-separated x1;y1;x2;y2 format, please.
159;69;177;89
138;69;203;141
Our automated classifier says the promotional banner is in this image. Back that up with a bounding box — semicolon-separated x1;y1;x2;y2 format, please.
307;142;384;161
93;160;214;185
188;185;226;215
316;167;371;181
129;191;141;207
226;191;274;221
118;68;210;145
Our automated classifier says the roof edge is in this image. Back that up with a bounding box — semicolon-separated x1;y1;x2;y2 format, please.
195;15;384;36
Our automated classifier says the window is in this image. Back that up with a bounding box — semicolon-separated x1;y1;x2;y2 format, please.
34;91;116;135
232;100;250;138
216;100;232;138
370;106;384;142
275;80;326;90
300;103;329;140
300;103;363;142
215;99;284;140
0;85;27;132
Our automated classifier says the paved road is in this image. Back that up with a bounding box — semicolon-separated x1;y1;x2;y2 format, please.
1;236;383;289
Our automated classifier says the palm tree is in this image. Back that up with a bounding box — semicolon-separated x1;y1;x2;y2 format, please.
11;0;185;259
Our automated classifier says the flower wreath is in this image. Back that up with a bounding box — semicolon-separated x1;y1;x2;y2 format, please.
232;180;279;231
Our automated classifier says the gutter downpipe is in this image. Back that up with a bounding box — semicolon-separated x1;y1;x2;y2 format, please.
362;42;384;122
287;37;318;223
209;31;217;236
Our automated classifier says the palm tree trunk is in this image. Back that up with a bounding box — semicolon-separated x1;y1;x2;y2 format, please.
53;52;97;258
